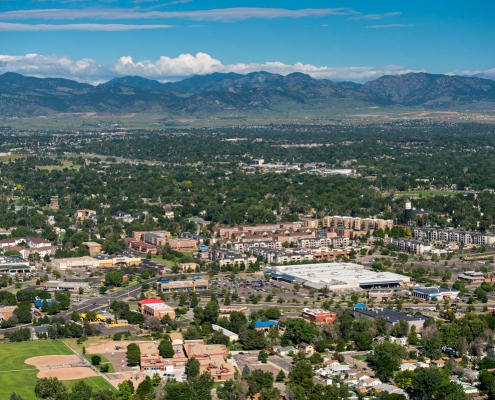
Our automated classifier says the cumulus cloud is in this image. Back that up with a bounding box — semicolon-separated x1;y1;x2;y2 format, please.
365;24;414;28
0;22;174;31
0;52;425;84
350;12;401;20
0;7;358;21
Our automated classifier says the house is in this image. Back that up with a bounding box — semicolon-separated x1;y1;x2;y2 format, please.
75;209;97;220
298;342;315;357
274;346;297;356
30;325;49;340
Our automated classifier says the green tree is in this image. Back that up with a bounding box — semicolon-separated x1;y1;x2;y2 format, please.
117;380;134;400
289;360;313;385
71;380;93;400
276;369;286;382
126;343;141;366
369;341;405;382
186;357;200;380
158;339;175;358
34;377;68;399
135;376;153;400
91;355;102;366
105;270;124;286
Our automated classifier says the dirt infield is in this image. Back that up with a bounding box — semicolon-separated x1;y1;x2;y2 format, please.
25;355;83;369
37;367;98;380
25;355;98;380
86;340;134;354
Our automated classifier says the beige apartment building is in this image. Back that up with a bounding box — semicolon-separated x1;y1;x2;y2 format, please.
322;216;393;232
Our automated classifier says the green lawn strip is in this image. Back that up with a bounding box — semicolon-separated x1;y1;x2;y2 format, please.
84;354;115;373
352;355;367;361
67;376;116;393
0;371;39;400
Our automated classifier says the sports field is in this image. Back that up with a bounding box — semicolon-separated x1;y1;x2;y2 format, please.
0;340;115;399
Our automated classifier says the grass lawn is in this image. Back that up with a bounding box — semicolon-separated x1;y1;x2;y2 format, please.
352;355;367;361
0;340;73;399
67;376;115;392
394;190;455;199
84;354;116;373
63;337;104;356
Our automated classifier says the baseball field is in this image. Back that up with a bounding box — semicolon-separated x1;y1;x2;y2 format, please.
0;340;115;400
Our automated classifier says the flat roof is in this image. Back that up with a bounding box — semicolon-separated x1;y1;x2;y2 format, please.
352;308;428;323
270;262;409;290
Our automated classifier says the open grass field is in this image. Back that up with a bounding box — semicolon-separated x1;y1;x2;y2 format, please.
0;154;27;163
84;353;116;373
37;159;79;171
0;340;114;399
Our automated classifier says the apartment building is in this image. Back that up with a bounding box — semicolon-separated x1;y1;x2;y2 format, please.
322;216;393;232
248;247;314;264
388;238;432;255
232;240;282;253
414;228;495;246
298;236;349;249
209;249;257;267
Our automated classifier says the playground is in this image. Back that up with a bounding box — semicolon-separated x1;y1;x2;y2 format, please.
25;355;98;380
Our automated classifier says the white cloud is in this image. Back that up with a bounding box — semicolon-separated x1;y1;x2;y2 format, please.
0;22;174;31
365;24;414;28
0;52;425;84
0;7;358;21
350;12;401;20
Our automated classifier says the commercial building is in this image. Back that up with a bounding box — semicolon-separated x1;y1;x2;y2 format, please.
0;256;32;274
322;216;393;232
211;324;239;342
352;308;428;331
269;262;410;292
457;271;487;285
218;306;248;314
142;303;176;320
158;276;209;293
300;308;337;324
44;281;90;292
52;255;141;270
368;288;395;302
411;287;460;302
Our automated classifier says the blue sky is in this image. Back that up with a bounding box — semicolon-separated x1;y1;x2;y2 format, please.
0;0;493;83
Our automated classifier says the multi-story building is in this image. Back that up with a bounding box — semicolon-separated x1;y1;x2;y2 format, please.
388;238;432;255
322;216;393;232
139;300;176;320
209;249;257;267
414;228;495;246
183;340;233;381
248;247;314;264
139;341;188;373
297;237;349;249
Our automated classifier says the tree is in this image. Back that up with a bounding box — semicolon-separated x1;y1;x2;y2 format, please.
408;325;419;345
117;380;134;400
105;270;124;286
162;381;195;400
276;369;286;382
91;355;102;366
353;331;373;351
258;350;268;363
72;380;93;400
34;377;68;399
13;304;32;323
71;310;80;322
9;393;23;400
135;376;153;400
247;370;274;397
369;341;405;382
126;343;141;366
216;380;246;400
144;316;161;332
158;339;175;358
102;234;126;255
186;357;200;380
394;370;415;390
203;299;219;324
289;360;313;385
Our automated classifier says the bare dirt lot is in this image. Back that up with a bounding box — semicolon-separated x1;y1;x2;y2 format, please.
25;355;98;380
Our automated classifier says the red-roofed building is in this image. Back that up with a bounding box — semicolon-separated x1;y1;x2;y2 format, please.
137;298;165;313
301;308;337;323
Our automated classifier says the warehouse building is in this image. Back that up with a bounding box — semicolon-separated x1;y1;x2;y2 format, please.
268;262;410;293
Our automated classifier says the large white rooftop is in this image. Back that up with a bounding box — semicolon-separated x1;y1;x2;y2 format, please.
270;262;410;291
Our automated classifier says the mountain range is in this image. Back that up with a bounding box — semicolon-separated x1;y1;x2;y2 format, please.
1;71;495;117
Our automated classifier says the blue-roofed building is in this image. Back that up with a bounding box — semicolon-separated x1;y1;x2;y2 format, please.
199;244;210;252
354;303;367;310
255;320;279;331
34;299;58;308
